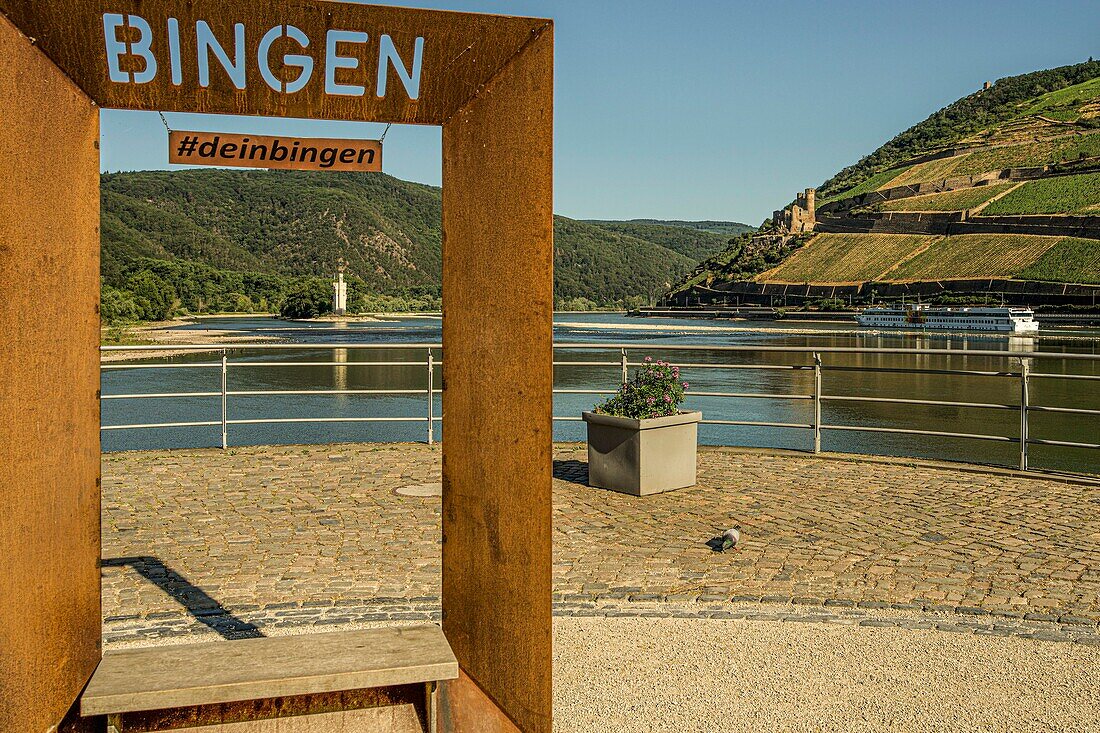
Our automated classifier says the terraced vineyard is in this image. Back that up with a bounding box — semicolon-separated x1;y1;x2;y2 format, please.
982;172;1100;215
877;183;1015;212
1024;76;1100;121
952;134;1100;177
1017;238;1100;283
757;234;933;283
673;62;1100;302
818;167;909;206
883;156;967;189
872;133;1100;193
883;234;1060;280
755;233;1093;284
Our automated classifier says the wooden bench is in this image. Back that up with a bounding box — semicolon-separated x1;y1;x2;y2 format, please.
81;626;458;733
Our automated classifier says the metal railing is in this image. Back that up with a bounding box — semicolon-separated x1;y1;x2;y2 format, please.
100;343;1100;472
102;344;444;448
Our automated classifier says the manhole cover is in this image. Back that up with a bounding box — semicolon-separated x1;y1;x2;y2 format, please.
395;482;443;497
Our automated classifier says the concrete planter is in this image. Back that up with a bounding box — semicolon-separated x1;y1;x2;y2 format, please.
582;410;702;496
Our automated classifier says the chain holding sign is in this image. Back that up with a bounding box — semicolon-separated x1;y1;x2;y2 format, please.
169;130;382;172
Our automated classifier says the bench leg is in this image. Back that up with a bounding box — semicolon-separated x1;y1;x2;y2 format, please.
426;681;438;733
107;713;123;733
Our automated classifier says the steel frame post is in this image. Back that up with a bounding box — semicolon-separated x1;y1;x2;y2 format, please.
813;352;822;454
1020;358;1031;470
221;350;228;450
427;349;435;445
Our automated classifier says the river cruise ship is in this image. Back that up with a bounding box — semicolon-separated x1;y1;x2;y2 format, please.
856;305;1040;333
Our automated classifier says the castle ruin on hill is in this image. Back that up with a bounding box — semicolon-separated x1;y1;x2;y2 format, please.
773;188;816;234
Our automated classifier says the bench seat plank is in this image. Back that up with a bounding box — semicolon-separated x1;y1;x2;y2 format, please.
81;626;458;717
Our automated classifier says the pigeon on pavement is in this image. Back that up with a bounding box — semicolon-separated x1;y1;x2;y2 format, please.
720;526;741;553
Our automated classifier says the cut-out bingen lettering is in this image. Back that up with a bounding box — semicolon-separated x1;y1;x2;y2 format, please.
102;13;425;100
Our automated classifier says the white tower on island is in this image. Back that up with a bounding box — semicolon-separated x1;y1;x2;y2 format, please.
332;258;348;316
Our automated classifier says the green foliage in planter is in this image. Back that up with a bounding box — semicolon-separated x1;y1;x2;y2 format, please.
594;358;689;420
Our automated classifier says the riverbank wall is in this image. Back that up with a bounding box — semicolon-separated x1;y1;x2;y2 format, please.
671;278;1100;310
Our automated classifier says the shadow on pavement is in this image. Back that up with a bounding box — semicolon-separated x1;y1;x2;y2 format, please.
553;459;589;487
103;555;263;639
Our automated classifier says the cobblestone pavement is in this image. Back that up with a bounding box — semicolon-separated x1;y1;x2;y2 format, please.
101;443;1100;645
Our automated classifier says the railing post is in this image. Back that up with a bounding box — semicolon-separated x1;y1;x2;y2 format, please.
220;349;228;450
620;348;628;385
813;352;822;454
427;348;435;445
1019;357;1030;471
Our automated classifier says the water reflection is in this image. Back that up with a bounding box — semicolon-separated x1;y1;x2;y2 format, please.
102;314;1099;474
334;347;348;395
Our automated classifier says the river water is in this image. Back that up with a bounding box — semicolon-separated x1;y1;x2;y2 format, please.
101;313;1100;474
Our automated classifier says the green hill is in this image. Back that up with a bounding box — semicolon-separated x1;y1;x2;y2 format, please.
581;220;746;261
594;219;754;237
99;169;724;320
820;59;1100;201
675;59;1100;298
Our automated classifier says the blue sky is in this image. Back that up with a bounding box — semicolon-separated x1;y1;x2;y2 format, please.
100;0;1100;224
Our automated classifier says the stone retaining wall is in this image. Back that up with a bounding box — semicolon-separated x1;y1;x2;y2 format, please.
819;157;1100;216
815;211;1100;239
678;277;1100;306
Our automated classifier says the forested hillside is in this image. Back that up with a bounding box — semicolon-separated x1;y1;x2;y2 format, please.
100;169;746;321
582;220;744;262
628;220;755;237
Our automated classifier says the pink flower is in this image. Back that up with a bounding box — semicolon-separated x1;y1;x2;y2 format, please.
644;356;652;362
664;394;672;403
682;382;689;388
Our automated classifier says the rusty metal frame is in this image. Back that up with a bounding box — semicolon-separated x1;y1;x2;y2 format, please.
0;2;553;731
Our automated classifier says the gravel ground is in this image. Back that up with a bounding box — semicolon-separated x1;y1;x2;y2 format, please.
105;614;1100;731
553;616;1100;733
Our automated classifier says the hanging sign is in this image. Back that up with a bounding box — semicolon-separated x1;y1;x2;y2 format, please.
168;130;382;172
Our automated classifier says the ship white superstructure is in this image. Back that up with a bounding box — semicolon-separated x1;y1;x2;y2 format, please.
856;305;1040;333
